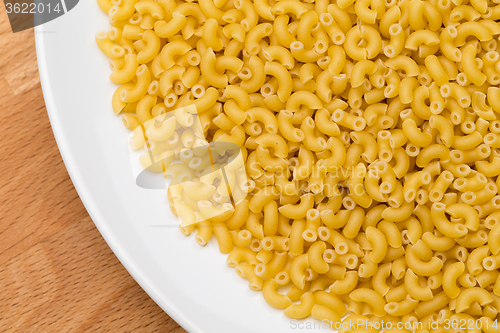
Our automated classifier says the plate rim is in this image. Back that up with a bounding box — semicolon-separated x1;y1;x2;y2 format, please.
34;23;200;333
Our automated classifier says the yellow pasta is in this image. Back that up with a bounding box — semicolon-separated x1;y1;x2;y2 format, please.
96;0;500;328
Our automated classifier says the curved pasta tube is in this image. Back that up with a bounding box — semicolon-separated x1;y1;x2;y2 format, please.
137;30;160;65
371;262;391;296
284;292;315;319
402;119;432;147
315;108;340;137
222;23;246;43
262;278;292;309
349;163;372;208
271;0;308;17
320;13;345;46
344;25;382;60
462;44;487;86
429;171;454;203
455;287;493;313
489;223;500;255
97;0;113;13
198;0;224;23
121;65;151;103
245;23;273;55
135;0;164;19
439;26;462;62
202;19;223;52
342;207;365;239
277;111;305;143
455;22;493;46
109;54;139;84
384;56;420;76
443;261;465;299
246;108;278;134
351;60;377;88
240;56;266;93
286;91;323;112
472;91;496;121
405;30;440;50
366;226;387;263
332;109;366;132
431;203;468;238
308;241;329;274
446;203;479;231
364;103;387;127
301;117;327;152
225;200;249;230
355;0;378;24
350;131;377;163
296;11;319;50
255;250;288;278
315;71;335;103
327;45;346;76
364;170;388;202
198;200;234;223
381;200;414;222
249;185;280;213
377;220;401;248
235;264;263;291
290;41;323;63
265;62;292;103
349;288;387;317
109;0;138;20
145;116;176;141
311;304;341;326
200;48;228;88
263;45;294;70
329;271;358;294
272;15;295;48
384;23;405;58
294;145;314;181
425;55;449;87
186;87;219;113
314;290;346;317
255;134;288;158
174;202;197;227
416;144;450;168
290;254;309;289
385;294;418;317
159;66;185;96
467;245;490;277
214;56;244;76
404;268;433;301
173;3;207;23
154;13;187;38
429;115;454;147
323;137;346;171
403;171;431;202
379;5;401;37
405;242;443;276
227;247;258;267
279;193;314;219
487;87;500;114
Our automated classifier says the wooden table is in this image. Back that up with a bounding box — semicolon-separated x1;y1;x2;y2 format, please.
0;5;186;333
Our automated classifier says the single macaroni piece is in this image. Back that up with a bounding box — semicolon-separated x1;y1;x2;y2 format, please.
97;0;500;327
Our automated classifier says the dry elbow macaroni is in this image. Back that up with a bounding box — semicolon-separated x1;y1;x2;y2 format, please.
97;0;500;329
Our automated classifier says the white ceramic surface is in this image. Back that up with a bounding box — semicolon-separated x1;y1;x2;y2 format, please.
35;2;333;332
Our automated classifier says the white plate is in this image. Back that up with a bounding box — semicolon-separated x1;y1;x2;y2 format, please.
35;2;333;332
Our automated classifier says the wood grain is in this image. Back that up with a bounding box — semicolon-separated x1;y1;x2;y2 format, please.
0;4;186;332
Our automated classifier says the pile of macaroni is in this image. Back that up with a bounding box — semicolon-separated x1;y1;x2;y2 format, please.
96;0;500;329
